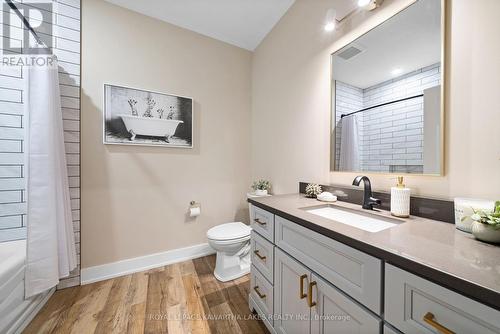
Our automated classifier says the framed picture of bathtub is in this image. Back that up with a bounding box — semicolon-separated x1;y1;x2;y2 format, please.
103;84;193;148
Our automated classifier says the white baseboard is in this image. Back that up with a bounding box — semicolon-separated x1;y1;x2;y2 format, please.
81;243;215;285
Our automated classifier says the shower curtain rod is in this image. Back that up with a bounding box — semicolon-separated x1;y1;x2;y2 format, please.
340;94;424;118
4;0;44;45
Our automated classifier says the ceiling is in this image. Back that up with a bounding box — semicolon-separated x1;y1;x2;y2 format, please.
104;0;296;51
332;0;442;89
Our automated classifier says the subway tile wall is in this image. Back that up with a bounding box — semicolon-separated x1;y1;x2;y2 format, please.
335;63;441;172
0;0;81;288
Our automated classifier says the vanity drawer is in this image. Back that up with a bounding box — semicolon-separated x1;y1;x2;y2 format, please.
250;205;274;242
275;215;382;315
385;264;500;334
250;264;274;325
250;230;274;284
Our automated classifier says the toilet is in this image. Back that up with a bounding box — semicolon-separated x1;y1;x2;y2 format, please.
207;222;252;282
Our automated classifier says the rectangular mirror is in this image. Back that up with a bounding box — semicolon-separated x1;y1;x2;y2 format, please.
331;0;444;175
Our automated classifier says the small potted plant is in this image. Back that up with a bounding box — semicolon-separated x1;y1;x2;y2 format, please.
252;179;271;196
305;183;322;198
468;201;500;244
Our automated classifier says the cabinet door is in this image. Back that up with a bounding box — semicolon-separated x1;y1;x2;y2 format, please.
385;264;500;334
311;273;381;334
384;324;402;334
274;248;311;334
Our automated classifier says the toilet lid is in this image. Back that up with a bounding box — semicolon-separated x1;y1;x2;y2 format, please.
207;222;251;240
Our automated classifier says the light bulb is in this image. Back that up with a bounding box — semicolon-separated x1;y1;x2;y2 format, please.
358;0;371;7
324;21;336;32
391;68;403;76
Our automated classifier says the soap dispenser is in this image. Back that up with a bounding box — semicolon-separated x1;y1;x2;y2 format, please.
391;176;410;218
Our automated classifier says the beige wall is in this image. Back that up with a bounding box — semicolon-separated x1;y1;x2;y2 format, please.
81;0;252;268
252;0;500;200
82;0;500;268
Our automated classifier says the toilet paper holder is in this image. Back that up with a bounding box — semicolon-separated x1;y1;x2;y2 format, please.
189;201;201;217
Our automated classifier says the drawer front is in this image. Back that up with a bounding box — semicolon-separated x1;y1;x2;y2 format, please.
250;205;274;242
251;230;274;284
249;294;275;333
250;264;274;324
385;264;500;334
311;273;381;334
275;215;382;315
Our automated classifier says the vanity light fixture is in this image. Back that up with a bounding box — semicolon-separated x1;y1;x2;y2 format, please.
324;8;337;32
331;0;383;33
358;0;384;10
324;21;336;31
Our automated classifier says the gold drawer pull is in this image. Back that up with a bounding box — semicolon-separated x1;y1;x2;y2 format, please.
254;218;267;226
299;274;307;299
308;281;317;307
253;286;266;299
253;250;266;261
423;312;455;334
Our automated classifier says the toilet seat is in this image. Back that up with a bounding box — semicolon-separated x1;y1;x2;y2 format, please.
208;235;250;245
207;222;251;241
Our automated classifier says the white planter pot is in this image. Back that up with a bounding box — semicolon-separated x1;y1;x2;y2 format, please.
254;189;268;196
471;221;500;244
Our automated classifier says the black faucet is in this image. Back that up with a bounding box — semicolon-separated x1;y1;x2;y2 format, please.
352;176;381;210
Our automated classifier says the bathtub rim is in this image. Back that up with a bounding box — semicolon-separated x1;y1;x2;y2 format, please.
8;287;54;334
0;239;55;334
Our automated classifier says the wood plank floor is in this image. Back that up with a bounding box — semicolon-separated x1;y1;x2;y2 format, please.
24;255;269;334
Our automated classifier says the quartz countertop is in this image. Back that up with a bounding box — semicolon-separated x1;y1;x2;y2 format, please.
248;193;500;310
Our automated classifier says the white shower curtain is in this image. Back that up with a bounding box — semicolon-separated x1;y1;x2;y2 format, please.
339;115;360;171
24;55;77;298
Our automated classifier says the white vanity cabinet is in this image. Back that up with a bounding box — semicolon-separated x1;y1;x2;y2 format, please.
249;205;383;334
248;204;500;334
274;248;381;334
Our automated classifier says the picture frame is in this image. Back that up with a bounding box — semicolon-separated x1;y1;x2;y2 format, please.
103;84;193;148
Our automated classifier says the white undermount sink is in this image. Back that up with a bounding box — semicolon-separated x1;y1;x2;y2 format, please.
303;204;403;233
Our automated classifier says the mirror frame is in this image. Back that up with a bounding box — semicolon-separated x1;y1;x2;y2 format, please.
330;0;446;176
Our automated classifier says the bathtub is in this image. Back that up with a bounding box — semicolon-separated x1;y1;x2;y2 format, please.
0;240;54;334
119;114;184;142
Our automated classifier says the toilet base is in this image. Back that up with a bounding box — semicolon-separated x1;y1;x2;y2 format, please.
214;266;251;282
213;251;251;282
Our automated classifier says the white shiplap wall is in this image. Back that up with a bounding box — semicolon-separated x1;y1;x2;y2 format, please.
0;0;81;288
